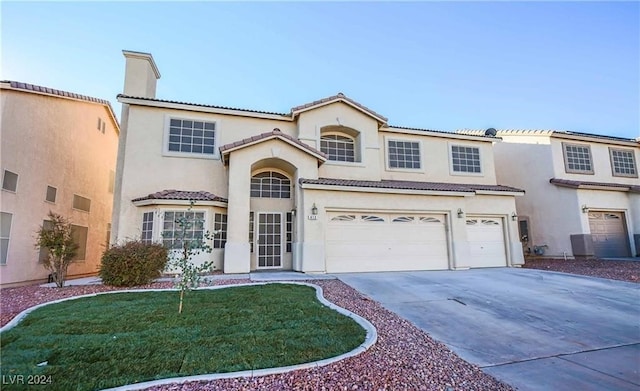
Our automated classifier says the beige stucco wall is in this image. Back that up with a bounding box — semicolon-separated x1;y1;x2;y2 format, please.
550;138;640;185
379;131;498;185
0;88;119;286
113;105;294;243
493;138;639;257
298;187;523;272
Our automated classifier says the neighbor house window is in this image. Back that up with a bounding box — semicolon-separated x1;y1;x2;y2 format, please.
563;143;593;174
2;170;18;192
213;213;227;249
610;148;637;177
167;118;216;155
321;134;355;162
141;212;154;244
162;211;205;249
451;145;481;173
73;194;91;212
45;186;57;203
108;170;115;193
106;223;111;248
39;220;54;263
71;225;88;261
250;171;291;198
0;212;12;265
388;140;421;169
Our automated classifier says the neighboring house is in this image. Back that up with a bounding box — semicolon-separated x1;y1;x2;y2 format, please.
113;50;525;274
0;81;119;286
460;129;639;259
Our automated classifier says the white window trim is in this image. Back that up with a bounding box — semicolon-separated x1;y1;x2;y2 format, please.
448;142;484;177
162;114;221;160
384;136;424;173
609;147;638;178
1;169;19;193
158;208;211;247
45;185;57;204
0;212;12;266
562;142;594;175
72;193;92;213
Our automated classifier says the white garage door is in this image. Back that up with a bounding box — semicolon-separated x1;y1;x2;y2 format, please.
589;212;630;257
465;217;507;268
326;212;449;273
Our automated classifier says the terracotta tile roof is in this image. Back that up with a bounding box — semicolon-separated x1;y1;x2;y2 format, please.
458;129;638;144
132;189;228;203
550;178;640;193
299;178;524;194
118;94;289;117
291;92;389;123
2;80;119;128
219;128;327;160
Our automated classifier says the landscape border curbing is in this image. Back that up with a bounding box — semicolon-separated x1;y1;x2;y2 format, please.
1;281;378;391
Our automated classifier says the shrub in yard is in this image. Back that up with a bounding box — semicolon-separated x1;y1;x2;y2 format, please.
100;241;168;287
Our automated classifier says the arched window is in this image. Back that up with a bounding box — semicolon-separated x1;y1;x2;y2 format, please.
321;134;356;162
250;171;291;198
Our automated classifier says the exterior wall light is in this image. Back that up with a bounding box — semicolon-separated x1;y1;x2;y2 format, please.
291;208;296;217
511;212;518;221
311;203;318;215
457;208;464;218
581;205;589;213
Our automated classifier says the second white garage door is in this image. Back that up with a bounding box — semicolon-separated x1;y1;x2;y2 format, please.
326;212;449;273
465;217;507;268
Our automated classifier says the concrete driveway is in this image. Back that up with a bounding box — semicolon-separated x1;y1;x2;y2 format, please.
338;268;640;391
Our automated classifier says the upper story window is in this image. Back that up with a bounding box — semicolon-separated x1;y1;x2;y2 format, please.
321;134;355;162
388;140;421;169
563;143;593;174
45;186;57;203
2;170;18;192
610;148;637;177
73;194;91;212
166;118;216;157
451;145;481;174
251;171;291;198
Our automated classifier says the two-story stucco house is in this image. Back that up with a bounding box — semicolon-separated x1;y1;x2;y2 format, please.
460;129;639;259
113;50;525;274
1;81;120;286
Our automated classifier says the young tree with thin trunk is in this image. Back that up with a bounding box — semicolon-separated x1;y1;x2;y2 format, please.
35;212;78;288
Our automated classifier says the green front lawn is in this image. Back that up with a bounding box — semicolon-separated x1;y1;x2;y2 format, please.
1;284;366;391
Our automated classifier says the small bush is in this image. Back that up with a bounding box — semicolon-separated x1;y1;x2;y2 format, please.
100;241;168;287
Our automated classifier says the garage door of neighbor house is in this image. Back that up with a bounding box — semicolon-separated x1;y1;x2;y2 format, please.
589;212;631;257
465;217;507;268
326;212;449;273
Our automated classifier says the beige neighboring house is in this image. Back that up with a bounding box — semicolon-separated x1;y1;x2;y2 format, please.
1;81;119;286
113;50;525;274
460;129;639;259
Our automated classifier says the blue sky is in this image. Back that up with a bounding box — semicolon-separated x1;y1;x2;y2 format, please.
2;1;638;138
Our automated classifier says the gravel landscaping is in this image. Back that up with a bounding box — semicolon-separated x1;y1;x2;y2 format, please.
523;258;640;283
1;279;513;391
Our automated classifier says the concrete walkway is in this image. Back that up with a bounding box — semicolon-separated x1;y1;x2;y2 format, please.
39;271;335;287
338;268;640;391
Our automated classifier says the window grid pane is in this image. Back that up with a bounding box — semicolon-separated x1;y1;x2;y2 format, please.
611;149;637;176
168;118;216;155
451;146;481;173
141;212;154;244
564;144;592;173
162;211;205;249
0;212;12;265
321;135;355;162
250;171;291;198
214;214;228;249
388;140;421;169
286;212;293;253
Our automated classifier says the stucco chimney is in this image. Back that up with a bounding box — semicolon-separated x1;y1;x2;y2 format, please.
122;50;161;98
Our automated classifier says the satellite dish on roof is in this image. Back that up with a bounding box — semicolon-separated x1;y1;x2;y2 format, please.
485;128;497;136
